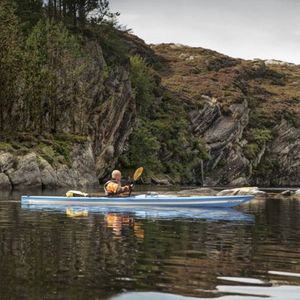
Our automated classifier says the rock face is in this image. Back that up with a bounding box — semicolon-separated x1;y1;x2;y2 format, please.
259;120;300;186
190;98;250;185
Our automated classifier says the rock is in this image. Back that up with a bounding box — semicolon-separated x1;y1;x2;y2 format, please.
7;153;42;189
169;43;186;49
229;177;249;187
38;158;57;188
0;173;12;190
292;190;300;200
263;120;300;186
0;152;15;172
264;59;294;67
56;142;98;188
217;187;265;196
151;177;172;186
178;187;217;196
281;190;294;196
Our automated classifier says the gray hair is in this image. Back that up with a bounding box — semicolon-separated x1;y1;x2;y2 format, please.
111;170;121;179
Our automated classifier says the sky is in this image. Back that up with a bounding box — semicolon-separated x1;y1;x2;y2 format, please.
110;0;300;64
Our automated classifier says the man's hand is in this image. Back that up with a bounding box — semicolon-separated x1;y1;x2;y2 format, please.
123;185;130;192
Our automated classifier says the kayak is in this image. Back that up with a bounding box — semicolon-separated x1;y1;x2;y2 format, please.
21;193;254;208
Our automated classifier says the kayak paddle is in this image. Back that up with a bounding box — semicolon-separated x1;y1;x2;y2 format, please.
129;167;144;196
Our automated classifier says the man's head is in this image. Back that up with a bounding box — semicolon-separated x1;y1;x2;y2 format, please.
111;170;122;181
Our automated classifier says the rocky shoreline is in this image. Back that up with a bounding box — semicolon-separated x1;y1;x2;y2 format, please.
0;142;98;190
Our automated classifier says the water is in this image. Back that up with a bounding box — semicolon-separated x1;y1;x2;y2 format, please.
0;190;300;299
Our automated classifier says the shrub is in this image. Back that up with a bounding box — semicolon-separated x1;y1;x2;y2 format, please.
249;128;272;145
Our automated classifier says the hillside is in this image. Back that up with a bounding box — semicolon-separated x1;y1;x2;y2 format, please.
147;43;300;186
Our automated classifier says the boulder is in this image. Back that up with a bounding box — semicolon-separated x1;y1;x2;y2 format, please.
0;173;12;190
292;189;300;200
151;177;172;186
178;187;217;196
7;153;42;189
0;152;15;172
217;187;265;196
229;177;249;187
281;190;294;196
38;157;57;188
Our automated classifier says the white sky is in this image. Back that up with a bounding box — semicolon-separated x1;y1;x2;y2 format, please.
110;0;300;64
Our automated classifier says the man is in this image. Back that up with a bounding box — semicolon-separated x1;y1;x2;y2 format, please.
104;170;131;196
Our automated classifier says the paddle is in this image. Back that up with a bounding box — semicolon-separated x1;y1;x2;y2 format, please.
66;167;144;197
128;167;144;196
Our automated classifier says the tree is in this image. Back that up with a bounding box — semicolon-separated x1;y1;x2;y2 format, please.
44;0;119;27
0;0;21;131
14;0;43;34
22;20;87;133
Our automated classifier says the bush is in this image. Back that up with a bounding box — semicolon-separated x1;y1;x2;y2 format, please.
249;128;272;145
244;143;259;159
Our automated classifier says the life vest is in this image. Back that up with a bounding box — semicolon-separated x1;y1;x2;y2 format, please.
104;180;122;196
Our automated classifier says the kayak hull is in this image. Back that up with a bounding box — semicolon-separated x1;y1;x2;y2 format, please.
21;194;254;208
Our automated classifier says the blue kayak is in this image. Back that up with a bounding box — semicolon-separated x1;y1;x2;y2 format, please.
21;193;254;208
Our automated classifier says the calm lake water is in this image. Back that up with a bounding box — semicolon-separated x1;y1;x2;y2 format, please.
0;189;300;300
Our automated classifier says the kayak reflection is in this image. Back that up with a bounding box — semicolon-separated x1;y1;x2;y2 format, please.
21;203;254;223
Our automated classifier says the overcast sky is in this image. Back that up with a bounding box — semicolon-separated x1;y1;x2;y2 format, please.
110;0;300;64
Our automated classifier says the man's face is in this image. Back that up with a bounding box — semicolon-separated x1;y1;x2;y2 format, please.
115;173;121;181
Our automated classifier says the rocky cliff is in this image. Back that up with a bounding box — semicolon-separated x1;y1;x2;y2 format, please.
1;30;300;189
0;38;136;190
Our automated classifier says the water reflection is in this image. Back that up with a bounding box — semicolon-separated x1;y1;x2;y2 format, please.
21;204;255;223
0;194;300;299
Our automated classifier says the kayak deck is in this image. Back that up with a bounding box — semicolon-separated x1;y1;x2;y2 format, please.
21;194;254;208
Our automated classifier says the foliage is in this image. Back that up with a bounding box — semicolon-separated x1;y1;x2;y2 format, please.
130;55;156;113
94;21;129;65
244;143;259;159
0;0;21;131
248;128;272;145
119;119;161;178
22;19;88;133
44;0;119;27
14;0;43;34
119;56;210;182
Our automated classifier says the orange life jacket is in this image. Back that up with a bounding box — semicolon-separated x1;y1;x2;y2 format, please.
104;180;122;196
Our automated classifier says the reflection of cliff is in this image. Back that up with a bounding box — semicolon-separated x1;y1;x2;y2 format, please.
1;199;300;298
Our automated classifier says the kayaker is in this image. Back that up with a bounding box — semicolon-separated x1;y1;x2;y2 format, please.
104;170;131;197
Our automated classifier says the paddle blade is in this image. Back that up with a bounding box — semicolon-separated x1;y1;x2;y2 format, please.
133;167;144;181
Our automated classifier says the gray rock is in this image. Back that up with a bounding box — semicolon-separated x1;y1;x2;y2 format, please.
0;173;12;190
38;157;57;188
151;177;172;186
56;142;98;188
0;152;15;172
217;187;265;196
7;153;42;189
292;190;300;200
229;177;249;187
281;190;294;196
178;187;217;196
